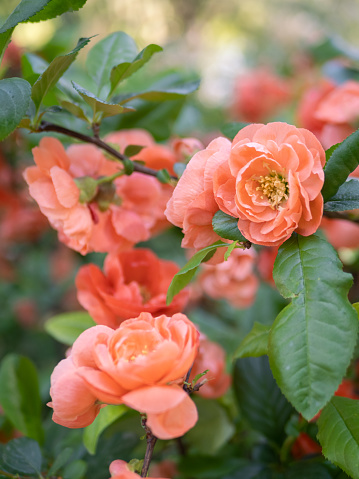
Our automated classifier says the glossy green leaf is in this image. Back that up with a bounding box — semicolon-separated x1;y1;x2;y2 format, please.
109;44;163;95
324;179;359;212
83;405;128;455
234;322;270;359
44;311;96;345
220;122;249;140
118;80;200;104
0;78;31;140
0;355;43;444
185;397;235;454
212;210;248;242
2;438;42;476
325;142;340;163
322;129;359;201
166;241;229;305
233;356;293;444
86;32;138;92
72;82;133;118
32;37;91;112
270;234;358;420
318;397;359;479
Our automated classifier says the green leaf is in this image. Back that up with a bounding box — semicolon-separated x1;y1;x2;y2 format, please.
185;397;235;454
2;437;42;476
48;447;73;476
118;80;200;104
123;145;144;157
324;179;359;212
0;78;31;141
325;142;340;163
63;459;87;479
86;32;138;92
221;122;249;140
322;129;359;201
156;168;172;184
0;29;14;63
234;322;270;359
285;462;333;479
72;82;133;118
83;405;128;455
28;0;88;23
60;100;89;122
0;0;52;33
224;240;237;261
109;44;163;95
166;241;229;305
212;210;248;242
44;311;96;345
318;397;359;479
269;234;358;420
32;37;91;112
0;355;43;444
233;356;293;444
123;158;135;175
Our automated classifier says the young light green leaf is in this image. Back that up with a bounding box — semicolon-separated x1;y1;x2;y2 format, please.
28;0;88;23
269;234;358;420
220;122;249;140
3;437;42;476
318;397;359;479
83;405;128;455
212;210;248;242
117;80;200;104
0;78;31;140
0;355;43;444
60;100;89;122
72;82;133;118
224;241;238;261
109;44;163;95
191;370;209;386
32;37;91;112
234;322;270;359
324;178;359;212
166;241;229;305
322;129;359;201
44;311;96;345
86;31;138;92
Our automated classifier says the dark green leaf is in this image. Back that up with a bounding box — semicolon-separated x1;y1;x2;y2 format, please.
44;311;96;345
185;397;235;454
0;78;31;141
0;355;43;443
72;82;133;118
83;405;128;455
32;37;91;112
322;129;359;201
233;356;293;444
285;462;333;479
324;179;359;211
0;29;14;63
318;397;359;479
63;460;87;479
166;241;229;305
221;121;250;140
123;145;144;157
123;158;135;175
325;142;340;163
109;44;163;95
212;210;248;242
118;80;200;104
48;447;73;476
270;234;357;420
234;322;270;359
3;437;42;476
86;32;138;92
156;168;172;184
28;0;88;22
0;0;52;33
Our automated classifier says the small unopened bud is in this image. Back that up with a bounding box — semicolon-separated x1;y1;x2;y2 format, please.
95;182;117;212
74;177;98;203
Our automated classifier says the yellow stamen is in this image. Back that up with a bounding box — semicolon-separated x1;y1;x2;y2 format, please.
254;169;289;209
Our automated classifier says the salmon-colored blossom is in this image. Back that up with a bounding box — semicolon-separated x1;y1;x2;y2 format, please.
190;335;231;399
214;123;325;246
110;460;168;479
49;312;199;439
199;248;258;308
76;248;189;328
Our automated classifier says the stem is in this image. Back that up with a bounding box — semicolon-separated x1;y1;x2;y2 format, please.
141;417;158;478
323;210;359;224
97;170;125;184
36;122;176;180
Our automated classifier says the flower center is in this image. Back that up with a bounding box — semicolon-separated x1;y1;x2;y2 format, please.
254;169;289;209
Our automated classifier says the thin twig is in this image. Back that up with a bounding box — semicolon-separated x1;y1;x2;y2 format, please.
36;122;177;180
141;417;158;478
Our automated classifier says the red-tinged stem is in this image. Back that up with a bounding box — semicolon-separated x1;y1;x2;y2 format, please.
141;417;158;478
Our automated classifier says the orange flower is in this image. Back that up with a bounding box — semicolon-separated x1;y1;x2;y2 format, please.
165;137;231;260
199;248;258;308
110;460;169;479
76;248;189;328
49;313;199;439
190;335;231;399
232;68;291;123
214;123;325;246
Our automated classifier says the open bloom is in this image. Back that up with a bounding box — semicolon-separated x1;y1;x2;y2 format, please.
199;248;258;308
76;248;189;328
49;312;199;439
214;123;325;246
109;460;168;479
